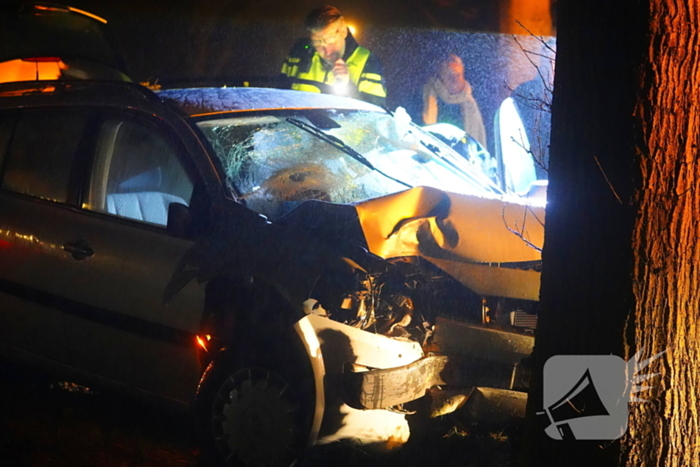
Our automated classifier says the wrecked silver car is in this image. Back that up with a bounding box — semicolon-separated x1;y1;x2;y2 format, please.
161;88;544;458
0;82;543;466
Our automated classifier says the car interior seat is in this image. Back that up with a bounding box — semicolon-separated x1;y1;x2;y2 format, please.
106;191;187;226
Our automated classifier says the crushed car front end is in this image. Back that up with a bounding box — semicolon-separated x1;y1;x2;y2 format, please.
161;87;543;453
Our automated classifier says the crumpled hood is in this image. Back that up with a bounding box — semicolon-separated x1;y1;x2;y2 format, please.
165;187;545;310
353;186;545;301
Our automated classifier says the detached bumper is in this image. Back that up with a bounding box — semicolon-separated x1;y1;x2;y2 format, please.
342;318;534;411
294;314;534;449
343;355;449;410
294;314;424;450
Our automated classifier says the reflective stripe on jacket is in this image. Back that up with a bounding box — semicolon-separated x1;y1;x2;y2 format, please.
281;33;386;105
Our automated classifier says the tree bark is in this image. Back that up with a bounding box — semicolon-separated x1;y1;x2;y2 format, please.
523;0;700;465
626;1;700;465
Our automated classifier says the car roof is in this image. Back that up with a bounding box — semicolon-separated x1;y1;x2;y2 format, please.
0;83;384;118
156;87;385;117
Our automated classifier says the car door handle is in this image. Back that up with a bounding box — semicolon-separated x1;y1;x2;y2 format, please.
63;239;94;261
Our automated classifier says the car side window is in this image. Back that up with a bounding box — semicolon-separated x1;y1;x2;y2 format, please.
1;110;86;203
85;117;194;227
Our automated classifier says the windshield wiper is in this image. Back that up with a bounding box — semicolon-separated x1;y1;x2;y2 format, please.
286;117;412;189
414;131;504;194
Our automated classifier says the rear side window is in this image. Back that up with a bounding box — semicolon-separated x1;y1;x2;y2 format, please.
1;110;86;202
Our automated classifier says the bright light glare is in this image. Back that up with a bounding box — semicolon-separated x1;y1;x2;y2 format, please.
333;82;349;95
196;335;209;352
68;6;108;23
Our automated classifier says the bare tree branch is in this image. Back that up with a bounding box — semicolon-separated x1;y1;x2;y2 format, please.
501;204;543;252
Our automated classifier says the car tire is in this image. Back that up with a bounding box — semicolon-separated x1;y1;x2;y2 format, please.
195;331;316;467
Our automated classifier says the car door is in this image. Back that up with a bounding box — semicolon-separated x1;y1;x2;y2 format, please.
0;108;85;364
493;97;538;193
58;110;208;403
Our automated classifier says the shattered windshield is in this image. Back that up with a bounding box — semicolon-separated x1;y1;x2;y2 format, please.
196;108;502;220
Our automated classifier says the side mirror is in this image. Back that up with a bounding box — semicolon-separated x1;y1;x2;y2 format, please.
167;202;191;238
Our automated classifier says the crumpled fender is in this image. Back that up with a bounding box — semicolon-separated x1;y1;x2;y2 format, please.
354;186;545;300
294;313;424;450
163;201;376;310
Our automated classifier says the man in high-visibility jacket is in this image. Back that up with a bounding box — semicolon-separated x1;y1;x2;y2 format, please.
280;6;387;106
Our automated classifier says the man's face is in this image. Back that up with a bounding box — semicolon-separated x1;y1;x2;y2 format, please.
309;19;347;63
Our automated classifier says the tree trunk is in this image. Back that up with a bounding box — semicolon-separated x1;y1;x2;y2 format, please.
523;0;700;465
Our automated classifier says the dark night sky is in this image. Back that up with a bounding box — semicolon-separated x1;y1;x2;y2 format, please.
70;0;504;31
65;0;505;80
56;0;553;156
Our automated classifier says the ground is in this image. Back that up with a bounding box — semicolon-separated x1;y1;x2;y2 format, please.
0;362;520;467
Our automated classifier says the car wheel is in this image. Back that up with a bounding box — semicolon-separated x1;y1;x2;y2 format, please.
195;334;315;467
